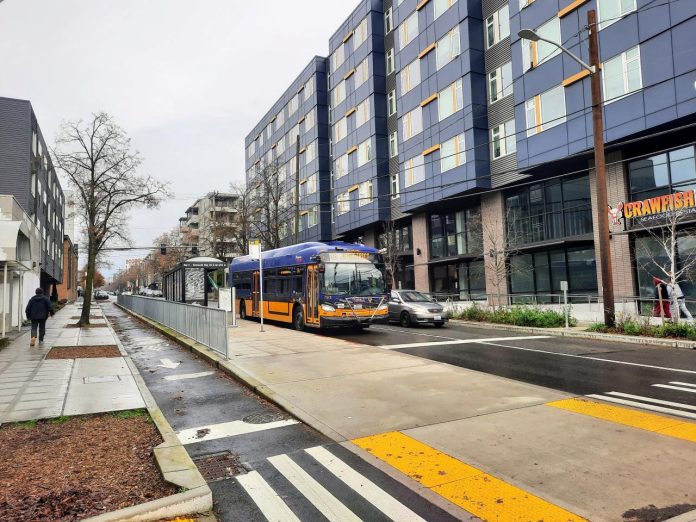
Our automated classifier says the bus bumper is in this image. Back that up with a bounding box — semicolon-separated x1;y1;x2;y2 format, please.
320;313;388;327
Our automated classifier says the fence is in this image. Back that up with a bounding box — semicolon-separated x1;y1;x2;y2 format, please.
118;294;228;358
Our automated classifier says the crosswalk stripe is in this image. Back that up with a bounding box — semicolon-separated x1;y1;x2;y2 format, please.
669;381;696;389
305;446;427;522
606;392;696;411
177;419;299;444
378;335;550;349
268;454;361;522
586;394;696;420
236;470;301;522
652;384;696;394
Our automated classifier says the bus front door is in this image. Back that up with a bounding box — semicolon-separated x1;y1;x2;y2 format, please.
252;271;260;317
305;265;320;325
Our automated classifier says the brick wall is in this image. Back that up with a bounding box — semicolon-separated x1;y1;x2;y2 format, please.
56;239;78;301
411;213;430;292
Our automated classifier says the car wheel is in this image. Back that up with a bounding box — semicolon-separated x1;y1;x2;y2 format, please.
434;322;445;328
239;301;247;320
293;305;305;331
400;311;412;328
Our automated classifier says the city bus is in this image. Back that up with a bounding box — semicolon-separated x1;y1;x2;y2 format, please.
229;241;389;330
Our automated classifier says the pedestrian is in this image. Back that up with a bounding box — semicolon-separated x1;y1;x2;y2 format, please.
25;288;54;346
652;276;672;319
671;281;693;322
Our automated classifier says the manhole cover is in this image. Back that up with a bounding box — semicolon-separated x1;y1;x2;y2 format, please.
242;411;288;424
193;451;245;482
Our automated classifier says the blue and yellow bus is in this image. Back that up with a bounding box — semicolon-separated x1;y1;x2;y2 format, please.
229;241;389;330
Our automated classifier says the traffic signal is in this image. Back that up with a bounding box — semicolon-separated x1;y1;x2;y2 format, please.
160;244;167;255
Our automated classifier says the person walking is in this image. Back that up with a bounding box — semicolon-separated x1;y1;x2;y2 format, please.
653;276;672;320
671;281;694;322
25;288;54;346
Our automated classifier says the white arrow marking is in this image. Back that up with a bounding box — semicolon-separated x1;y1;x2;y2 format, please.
158;358;180;369
147;346;163;352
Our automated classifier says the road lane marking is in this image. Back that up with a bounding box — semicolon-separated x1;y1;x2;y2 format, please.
164;371;215;381
371;326;462;341
177;419;299;445
379;335;551;349
606;391;696;411
477;341;696;375
670;381;696;388
236;470;301;522
268;454;361;522
587;394;696;420
305;446;427;522
653;384;696;394
547;398;696;443
352;431;587;522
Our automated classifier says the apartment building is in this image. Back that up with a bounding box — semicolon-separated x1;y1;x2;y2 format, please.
245;0;696;303
178;192;241;262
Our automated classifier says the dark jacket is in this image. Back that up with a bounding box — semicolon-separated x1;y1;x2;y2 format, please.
25;295;53;321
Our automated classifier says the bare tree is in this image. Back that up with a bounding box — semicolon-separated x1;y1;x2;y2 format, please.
480;207;519;310
53;113;169;324
230;182;253;256
249;161;289;250
378;219;402;288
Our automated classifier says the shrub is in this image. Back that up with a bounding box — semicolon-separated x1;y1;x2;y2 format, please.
455;306;572;328
456;304;490;322
621;321;642;336
587;322;608;333
654;322;696;340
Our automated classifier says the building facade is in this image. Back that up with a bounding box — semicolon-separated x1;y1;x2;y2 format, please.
245;0;696;305
178;192;241;262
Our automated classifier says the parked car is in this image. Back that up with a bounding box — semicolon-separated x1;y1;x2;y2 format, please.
388;289;449;327
94;290;109;301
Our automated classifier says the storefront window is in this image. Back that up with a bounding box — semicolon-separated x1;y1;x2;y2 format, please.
430;260;485;299
430;207;482;259
628;145;696;199
506;176;592;247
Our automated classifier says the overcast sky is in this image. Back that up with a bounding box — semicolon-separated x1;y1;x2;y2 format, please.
0;0;356;276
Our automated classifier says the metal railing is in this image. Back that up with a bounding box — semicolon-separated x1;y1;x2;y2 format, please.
118;294;228;358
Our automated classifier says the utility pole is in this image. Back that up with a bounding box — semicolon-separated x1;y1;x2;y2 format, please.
295;135;300;244
588;9;615;327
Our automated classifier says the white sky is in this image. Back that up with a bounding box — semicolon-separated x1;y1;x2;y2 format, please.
0;0;356;277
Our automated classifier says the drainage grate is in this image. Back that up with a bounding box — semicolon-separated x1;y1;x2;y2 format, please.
242;411;288;424
193;451;245;482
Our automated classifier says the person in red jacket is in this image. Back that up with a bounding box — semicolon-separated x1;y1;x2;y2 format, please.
652;276;672;320
25;288;54;346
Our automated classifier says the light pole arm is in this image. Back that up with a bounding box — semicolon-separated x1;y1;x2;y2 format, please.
535;35;596;74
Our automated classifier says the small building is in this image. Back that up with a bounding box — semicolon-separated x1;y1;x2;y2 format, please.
162;257;225;306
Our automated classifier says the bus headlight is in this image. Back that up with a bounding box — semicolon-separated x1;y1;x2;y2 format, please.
377;303;388;311
321;304;336;312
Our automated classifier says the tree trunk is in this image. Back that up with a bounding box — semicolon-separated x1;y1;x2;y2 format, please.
79;241;97;325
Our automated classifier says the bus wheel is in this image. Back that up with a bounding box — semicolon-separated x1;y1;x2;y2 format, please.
239;301;247;320
293;305;305;331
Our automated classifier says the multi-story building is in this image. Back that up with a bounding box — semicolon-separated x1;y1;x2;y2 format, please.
245;0;696;306
0;97;65;304
56;190;78;301
178;192;241;262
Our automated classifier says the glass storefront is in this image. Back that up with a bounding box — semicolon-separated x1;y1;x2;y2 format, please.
430;260;486;299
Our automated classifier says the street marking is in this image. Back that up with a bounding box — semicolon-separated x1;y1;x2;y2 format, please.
606;391;696;411
477;341;696;375
653;384;696;394
268;454;360;522
236;470;301;522
670;381;696;388
548;398;696;443
164;371;215;381
305;446;426;522
371;326;461;341
587;394;696;420
352;431;587;521
379;335;551;350
158;358;180;369
177;419;299;445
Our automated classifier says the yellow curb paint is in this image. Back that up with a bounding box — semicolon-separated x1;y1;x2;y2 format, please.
547;398;696;443
352;432;586;521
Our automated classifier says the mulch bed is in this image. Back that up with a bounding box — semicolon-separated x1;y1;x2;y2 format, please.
46;345;121;359
0;412;177;521
64;323;107;328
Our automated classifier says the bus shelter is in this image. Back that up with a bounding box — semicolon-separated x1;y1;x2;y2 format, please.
163;257;225;306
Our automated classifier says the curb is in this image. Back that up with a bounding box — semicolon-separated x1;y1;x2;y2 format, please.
449;319;696;349
87;311;213;522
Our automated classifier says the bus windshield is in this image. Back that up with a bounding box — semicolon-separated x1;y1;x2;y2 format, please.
322;263;387;296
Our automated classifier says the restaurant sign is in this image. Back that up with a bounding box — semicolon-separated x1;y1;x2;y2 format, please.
610;189;696;228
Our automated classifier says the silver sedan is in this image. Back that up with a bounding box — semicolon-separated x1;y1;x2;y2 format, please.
388;290;449;327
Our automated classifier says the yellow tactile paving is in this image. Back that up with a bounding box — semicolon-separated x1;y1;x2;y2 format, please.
352;431;587;522
547;398;696;443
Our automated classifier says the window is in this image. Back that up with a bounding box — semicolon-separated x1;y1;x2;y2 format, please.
302;174;317;196
488;61;512;103
334;117;348;142
436;26;460;70
603;45;642;102
486;4;509;48
288;94;299;116
440;133;466;172
333;80;347;106
266;123;273;139
331;44;345;71
438;79;463;121
288;123;300;142
337;192;350;215
391;171;400;199
598;0;637;29
404;154;425;187
399;11;419;49
525;85;566;136
434;0;457;19
304;109;315;132
304;78;315;101
385;7;393;33
388;90;397;116
429;207;482;259
519;0;534;9
276;138;285;156
355;58;369;88
303;141;316;165
335;154;349;179
354;18;368;49
389;131;398;158
628;145;696;201
522;17;561;70
359;180;373;206
491;120;516;159
401;59;421;94
357;139;372;167
356;98;371;128
402;106;423;140
386;48;395;75
275;110;285;130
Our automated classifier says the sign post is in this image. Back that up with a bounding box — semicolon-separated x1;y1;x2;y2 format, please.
560;280;569;330
249;240;264;332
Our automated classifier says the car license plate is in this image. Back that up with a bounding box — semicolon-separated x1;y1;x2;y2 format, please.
434;315;442;321
354;304;363;309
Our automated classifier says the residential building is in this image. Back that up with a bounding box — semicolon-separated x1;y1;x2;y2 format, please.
245;0;696;307
56;190;78;301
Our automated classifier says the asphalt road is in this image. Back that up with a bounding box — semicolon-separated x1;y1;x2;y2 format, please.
323;321;696;420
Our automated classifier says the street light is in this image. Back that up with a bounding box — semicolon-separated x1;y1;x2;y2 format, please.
519;9;616;327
